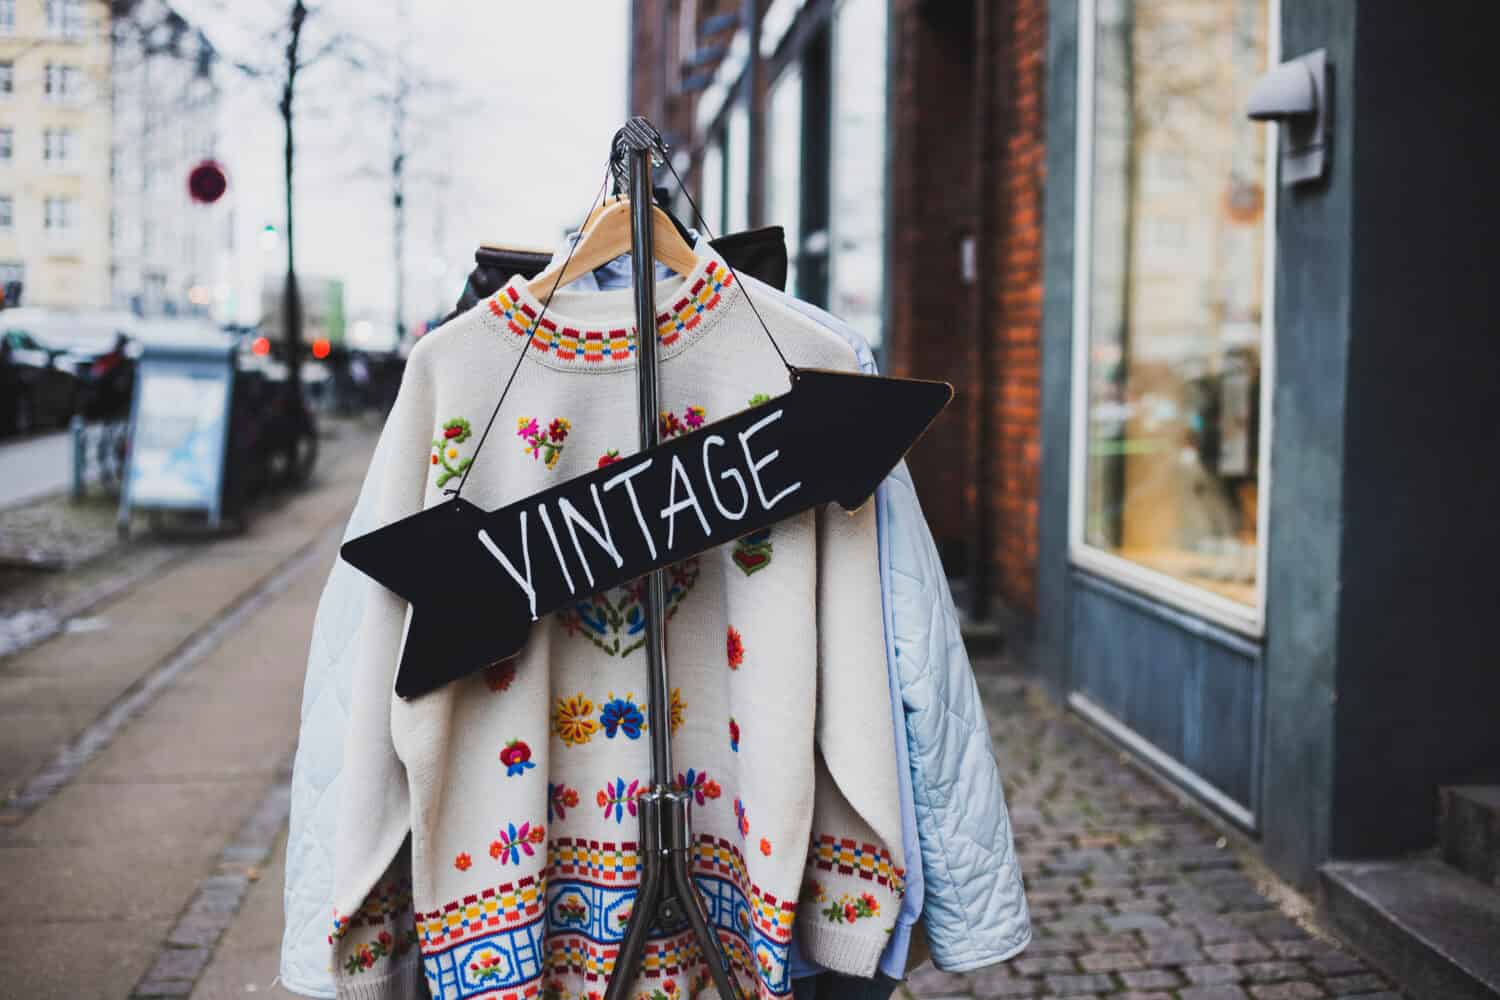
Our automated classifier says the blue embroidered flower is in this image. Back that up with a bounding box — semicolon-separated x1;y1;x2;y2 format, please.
600;694;646;740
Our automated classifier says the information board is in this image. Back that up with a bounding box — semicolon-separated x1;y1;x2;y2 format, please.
120;348;234;528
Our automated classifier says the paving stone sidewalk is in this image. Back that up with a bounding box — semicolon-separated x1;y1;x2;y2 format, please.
901;670;1406;1000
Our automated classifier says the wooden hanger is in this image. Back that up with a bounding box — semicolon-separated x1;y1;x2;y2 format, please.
526;196;702;299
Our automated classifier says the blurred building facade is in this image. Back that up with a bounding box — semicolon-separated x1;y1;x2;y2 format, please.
0;0;114;308
630;7;1500;980
630;0;1044;623
109;0;226;318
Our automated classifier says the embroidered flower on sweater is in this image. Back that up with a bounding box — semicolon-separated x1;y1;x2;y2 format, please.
748;392;773;407
557;558;699;657
518;415;570;469
548;782;580;823
489;821;544;864
499;739;535;776
669;687;686;734
673;769;722;806
760;838;773;856
343;928;417;975
597;449;621;468
729;716;740;752
431;418;473;488
658;404;705;441
822;892;881;924
553;693;599;746
454;852;472;871
599;693;646;739
484;657;518;692
734;797;749;836
732;526;774;575
726;626;745;669
597;778;642;823
468;948;507;984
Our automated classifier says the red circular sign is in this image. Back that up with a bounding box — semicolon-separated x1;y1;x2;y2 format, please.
188;160;228;204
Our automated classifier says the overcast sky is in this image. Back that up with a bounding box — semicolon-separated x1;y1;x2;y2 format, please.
177;0;629;331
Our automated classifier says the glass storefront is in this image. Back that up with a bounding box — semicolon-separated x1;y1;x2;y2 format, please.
726;102;750;235
699;137;724;236
829;0;888;349
1077;0;1273;620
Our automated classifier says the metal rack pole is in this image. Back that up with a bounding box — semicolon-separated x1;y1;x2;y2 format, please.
602;119;743;1000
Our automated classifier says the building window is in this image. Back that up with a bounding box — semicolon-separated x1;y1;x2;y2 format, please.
0;0;15;35
45;0;85;39
44;195;72;230
725;100;749;234
1072;0;1274;628
0;128;12;162
42;128;74;165
0;195;11;229
700;133;725;237
0;62;13;96
828;0;888;348
44;64;81;102
0;261;23;291
766;66;803;298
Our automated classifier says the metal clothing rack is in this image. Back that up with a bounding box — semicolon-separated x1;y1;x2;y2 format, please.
604;118;745;1000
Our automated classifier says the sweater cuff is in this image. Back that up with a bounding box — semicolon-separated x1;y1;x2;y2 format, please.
335;952;425;1000
796;920;889;978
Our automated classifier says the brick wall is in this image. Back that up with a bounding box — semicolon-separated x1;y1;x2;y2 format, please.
992;0;1046;614
887;0;978;570
887;0;1046;616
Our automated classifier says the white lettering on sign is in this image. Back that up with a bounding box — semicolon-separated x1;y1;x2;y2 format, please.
702;434;750;520
537;504;575;595
738;408;802;511
659;453;713;551
558;483;624;589
602;458;658;560
478;515;538;620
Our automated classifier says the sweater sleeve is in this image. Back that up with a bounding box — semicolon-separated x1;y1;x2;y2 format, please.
328;352;434;999
797;500;907;977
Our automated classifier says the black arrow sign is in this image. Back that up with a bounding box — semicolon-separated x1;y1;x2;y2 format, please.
341;368;953;699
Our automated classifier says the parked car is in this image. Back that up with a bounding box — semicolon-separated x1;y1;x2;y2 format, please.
0;308;141;422
0;327;80;434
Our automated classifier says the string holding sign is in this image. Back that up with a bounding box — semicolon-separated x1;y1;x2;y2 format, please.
340;367;952;699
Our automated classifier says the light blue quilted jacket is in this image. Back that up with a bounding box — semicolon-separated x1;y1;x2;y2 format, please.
279;269;1028;997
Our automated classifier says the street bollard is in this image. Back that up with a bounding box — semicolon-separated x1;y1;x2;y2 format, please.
71;414;85;500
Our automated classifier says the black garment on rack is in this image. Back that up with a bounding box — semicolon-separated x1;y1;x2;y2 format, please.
442;224;788;323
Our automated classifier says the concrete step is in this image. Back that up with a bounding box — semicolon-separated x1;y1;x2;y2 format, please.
1442;785;1500;886
1321;856;1500;1000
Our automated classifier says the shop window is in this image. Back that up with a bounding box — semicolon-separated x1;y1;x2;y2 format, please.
766;66;802;295
726;100;749;234
699;134;725;236
829;0;888;348
1075;0;1274;626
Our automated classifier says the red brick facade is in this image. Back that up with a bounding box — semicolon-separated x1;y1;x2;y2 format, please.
628;0;1045;621
886;0;1045;615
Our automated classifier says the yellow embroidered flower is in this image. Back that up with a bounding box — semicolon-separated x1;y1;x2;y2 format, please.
669;687;686;734
447;448;458;459
553;693;599;747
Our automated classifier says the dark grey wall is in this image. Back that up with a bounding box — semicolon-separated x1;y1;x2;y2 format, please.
1258;2;1360;887
1330;1;1500;859
1036;0;1079;700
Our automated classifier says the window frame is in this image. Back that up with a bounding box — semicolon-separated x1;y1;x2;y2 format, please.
0;127;12;161
44;194;73;230
1066;0;1282;637
0;0;15;36
0;194;12;229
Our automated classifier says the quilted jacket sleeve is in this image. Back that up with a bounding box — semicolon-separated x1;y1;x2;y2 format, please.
323;353;435;999
886;461;1030;971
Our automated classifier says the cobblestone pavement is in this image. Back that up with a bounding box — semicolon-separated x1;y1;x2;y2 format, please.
901;671;1406;1000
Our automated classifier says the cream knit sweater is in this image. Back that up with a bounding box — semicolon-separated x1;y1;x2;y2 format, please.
329;254;904;1000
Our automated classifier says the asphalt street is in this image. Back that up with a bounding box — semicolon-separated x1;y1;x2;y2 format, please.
0;429;72;510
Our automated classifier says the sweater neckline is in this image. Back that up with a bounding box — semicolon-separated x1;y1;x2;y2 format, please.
481;254;738;371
